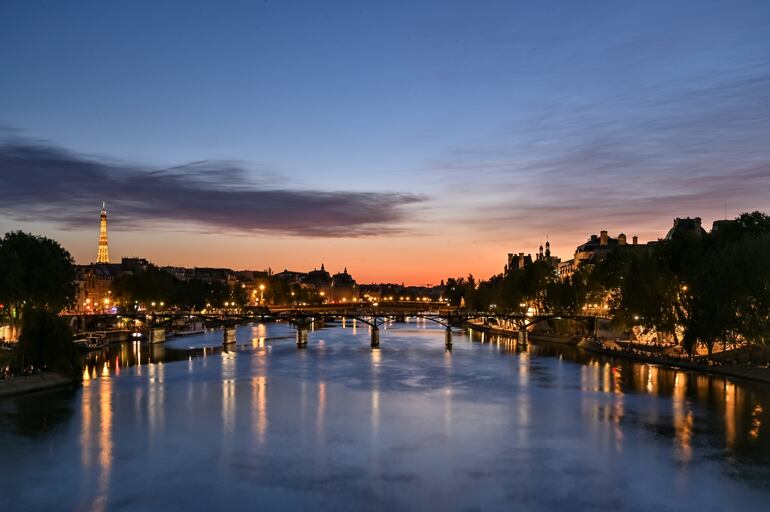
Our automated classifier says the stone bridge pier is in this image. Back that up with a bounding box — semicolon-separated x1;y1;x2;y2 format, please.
296;328;309;348
223;326;237;345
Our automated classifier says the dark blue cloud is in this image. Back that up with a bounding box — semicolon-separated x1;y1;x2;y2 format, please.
0;141;424;237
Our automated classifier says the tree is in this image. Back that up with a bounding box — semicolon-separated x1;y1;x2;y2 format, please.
0;231;76;323
517;261;557;313
229;283;248;307
729;232;770;358
111;266;176;306
14;307;81;377
611;249;680;342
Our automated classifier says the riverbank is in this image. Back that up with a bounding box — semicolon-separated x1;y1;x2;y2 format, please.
0;372;77;399
467;322;770;386
467;321;583;345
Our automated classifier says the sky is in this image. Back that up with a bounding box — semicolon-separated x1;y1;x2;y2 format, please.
1;0;769;284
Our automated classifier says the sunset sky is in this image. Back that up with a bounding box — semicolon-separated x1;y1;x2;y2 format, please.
2;0;769;284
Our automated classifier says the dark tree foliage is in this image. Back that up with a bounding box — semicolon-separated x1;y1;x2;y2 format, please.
112;267;230;309
14;307;81;378
0;231;76;322
265;280;321;305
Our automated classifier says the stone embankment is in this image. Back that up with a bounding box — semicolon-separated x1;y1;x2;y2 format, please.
466;320;770;385
0;372;76;399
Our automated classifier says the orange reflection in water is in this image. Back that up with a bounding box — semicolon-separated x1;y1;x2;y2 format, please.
672;372;693;463
750;404;763;439
611;366;625;453
251;376;268;443
80;371;113;512
725;382;737;450
317;381;326;439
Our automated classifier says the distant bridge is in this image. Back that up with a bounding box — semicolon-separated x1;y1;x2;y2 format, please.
64;304;601;349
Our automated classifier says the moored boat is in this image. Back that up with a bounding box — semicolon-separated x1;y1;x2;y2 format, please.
73;334;107;351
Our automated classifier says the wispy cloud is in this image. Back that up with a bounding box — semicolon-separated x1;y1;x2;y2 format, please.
0;140;424;236
425;68;770;241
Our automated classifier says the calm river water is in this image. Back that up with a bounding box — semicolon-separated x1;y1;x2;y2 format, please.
1;320;769;511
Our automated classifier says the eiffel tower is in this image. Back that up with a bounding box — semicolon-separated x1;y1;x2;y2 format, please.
96;202;110;263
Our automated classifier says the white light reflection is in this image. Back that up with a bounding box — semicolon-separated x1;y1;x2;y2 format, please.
222;353;236;434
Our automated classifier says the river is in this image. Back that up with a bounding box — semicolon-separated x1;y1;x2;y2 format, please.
1;319;769;511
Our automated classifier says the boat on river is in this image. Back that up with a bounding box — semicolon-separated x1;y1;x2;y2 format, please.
73;334;107;351
171;320;205;337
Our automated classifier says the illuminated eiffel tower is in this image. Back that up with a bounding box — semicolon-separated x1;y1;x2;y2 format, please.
96;201;110;264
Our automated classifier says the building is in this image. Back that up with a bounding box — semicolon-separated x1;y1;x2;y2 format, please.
535;240;561;269
558;230;644;280
162;266;195;281
273;269;307;283
121;257;150;273
573;230;623;266
665;217;708;240
330;268;358;303
73;264;117;313
305;264;332;298
506;240;560;275
557;260;576;280
505;252;533;273
192;267;233;285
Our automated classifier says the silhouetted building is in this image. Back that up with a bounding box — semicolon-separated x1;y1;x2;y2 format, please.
535;240;561;269
273;269;307;283
505;252;533;273
305;264;332;298
192;267;232;284
121;257;150;274
574;230;619;266
665;217;707;240
330;268;358;302
560;229;644;279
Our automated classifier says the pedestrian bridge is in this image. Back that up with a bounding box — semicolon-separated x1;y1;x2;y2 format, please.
65;304;601;350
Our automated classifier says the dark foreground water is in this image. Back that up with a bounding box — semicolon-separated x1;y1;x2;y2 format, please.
1;320;770;511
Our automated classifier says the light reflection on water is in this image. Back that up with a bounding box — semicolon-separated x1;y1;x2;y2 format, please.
1;321;769;510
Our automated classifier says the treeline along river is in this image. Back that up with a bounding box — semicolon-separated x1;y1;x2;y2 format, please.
1;319;769;511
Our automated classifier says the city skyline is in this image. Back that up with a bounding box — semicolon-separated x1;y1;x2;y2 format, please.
73;201;723;286
2;0;769;284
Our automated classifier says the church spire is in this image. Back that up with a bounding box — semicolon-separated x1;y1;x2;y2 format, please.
96;202;110;263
